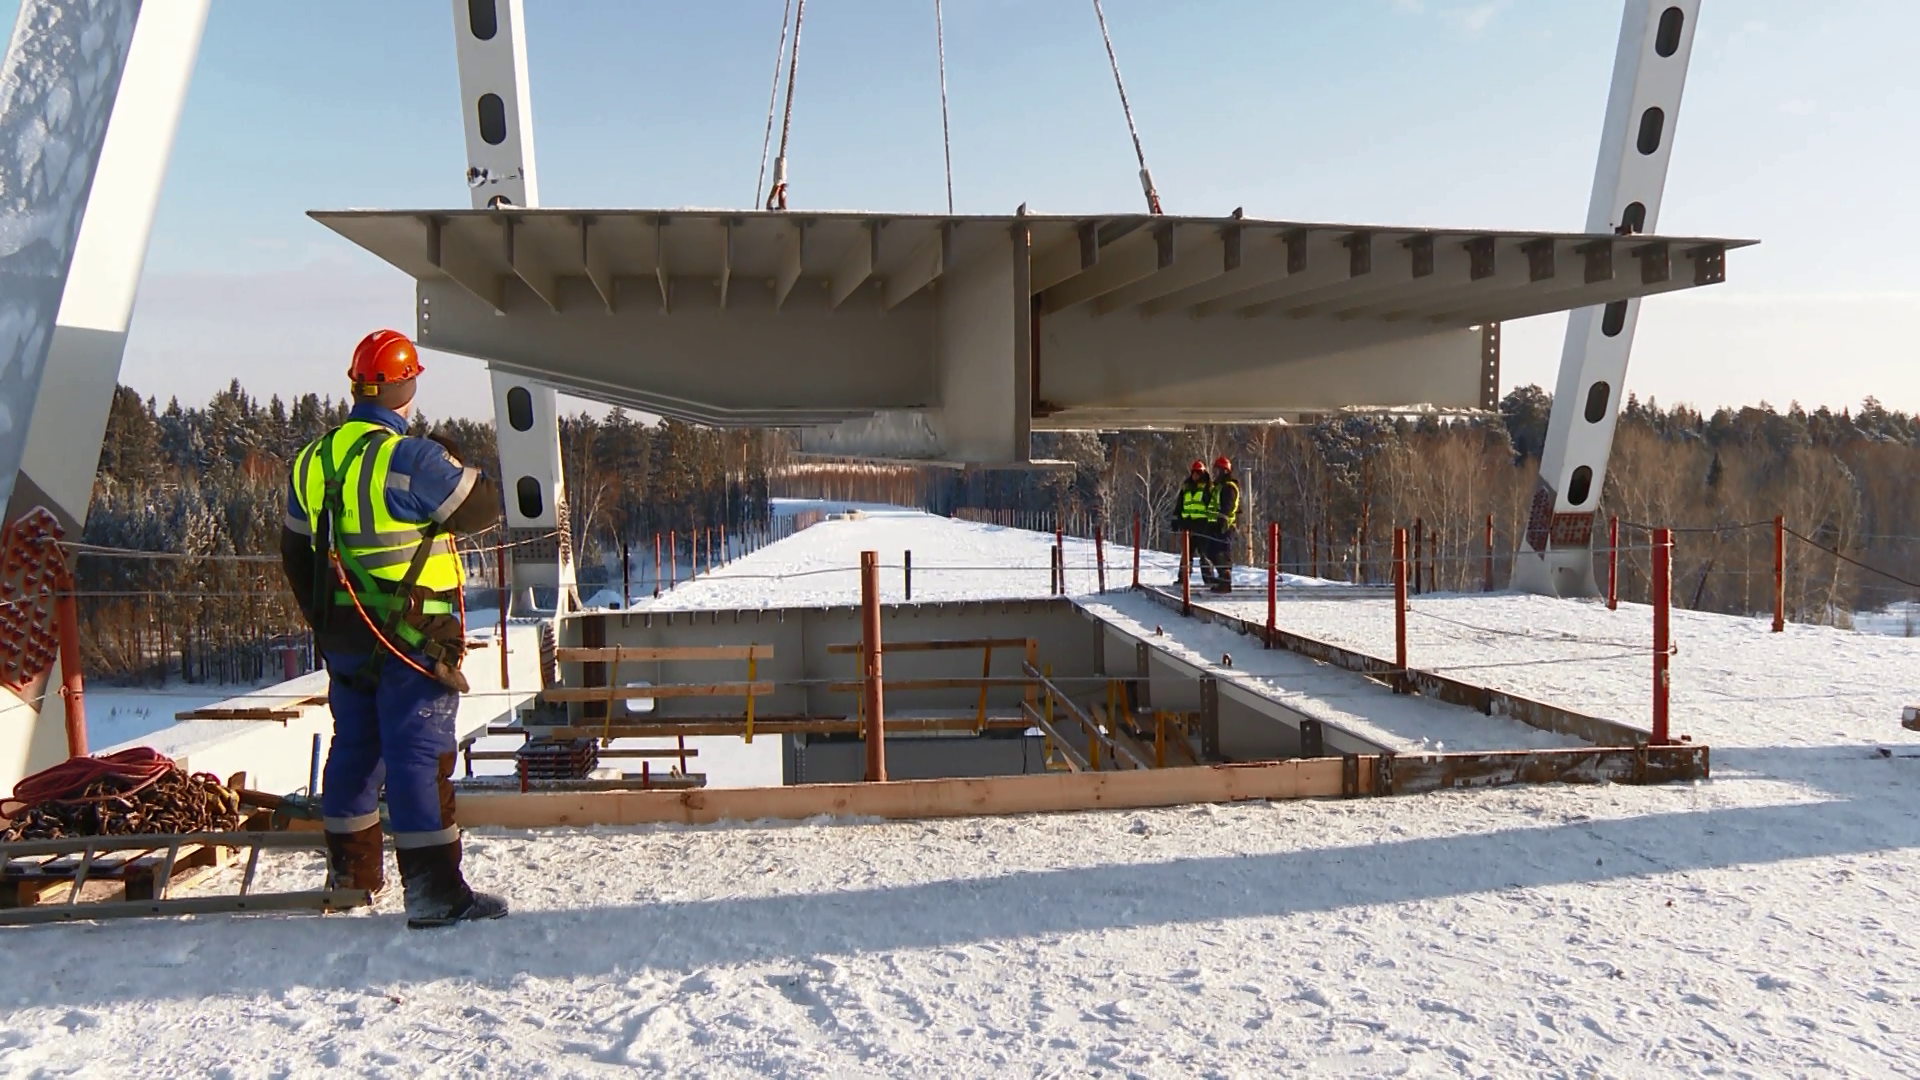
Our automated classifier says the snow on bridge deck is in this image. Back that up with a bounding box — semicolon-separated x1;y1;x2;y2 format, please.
5;509;1920;1077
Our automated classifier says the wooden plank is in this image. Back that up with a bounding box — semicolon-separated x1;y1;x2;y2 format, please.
556;645;774;663
459;757;1355;828
173;707;302;721
824;637;1032;655
1389;745;1709;794
464;747;702;761
541;715;1032;738
541;681;775;703
823;677;1035;693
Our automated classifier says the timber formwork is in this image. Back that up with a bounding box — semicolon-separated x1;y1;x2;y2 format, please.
460;592;1709;827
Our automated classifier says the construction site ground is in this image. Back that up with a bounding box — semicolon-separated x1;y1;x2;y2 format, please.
4;508;1919;1077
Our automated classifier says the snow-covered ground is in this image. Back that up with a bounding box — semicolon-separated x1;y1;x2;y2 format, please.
6;511;1920;1078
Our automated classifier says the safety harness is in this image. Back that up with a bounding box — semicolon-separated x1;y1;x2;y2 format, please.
305;428;468;693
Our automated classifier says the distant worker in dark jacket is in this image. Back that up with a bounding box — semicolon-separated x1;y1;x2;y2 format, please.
1206;455;1241;593
1171;459;1216;586
280;329;508;929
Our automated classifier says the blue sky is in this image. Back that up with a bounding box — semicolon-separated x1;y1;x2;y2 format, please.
15;0;1918;420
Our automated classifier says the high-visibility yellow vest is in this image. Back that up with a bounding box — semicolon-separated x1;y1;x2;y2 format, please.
1179;484;1212;522
294;421;462;596
1209;479;1240;528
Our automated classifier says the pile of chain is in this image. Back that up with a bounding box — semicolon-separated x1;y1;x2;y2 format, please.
1;748;243;842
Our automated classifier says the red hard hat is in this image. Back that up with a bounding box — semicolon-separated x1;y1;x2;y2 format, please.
1190;459;1207;472
1213;455;1232;471
349;329;424;385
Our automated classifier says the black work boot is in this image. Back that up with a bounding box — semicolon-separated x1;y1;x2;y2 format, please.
323;823;387;896
1211;564;1235;592
396;841;508;929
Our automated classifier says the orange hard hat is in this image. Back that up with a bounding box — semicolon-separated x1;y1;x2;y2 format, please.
349;329;424;386
1213;455;1232;471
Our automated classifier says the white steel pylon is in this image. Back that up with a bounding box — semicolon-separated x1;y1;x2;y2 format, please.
0;1;211;794
1512;1;1702;598
447;0;578;616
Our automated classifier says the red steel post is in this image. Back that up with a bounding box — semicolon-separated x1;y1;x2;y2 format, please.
1392;527;1409;691
54;565;87;758
1773;515;1786;632
1181;530;1193;616
669;529;678;590
1607;516;1619;611
653;532;662;598
1267;520;1279;648
1484;513;1495;593
860;550;887;781
496;541;510;690
1413;518;1424;595
1131;514;1141;589
1653;527;1672;745
621;541;631;608
1094;525;1106;593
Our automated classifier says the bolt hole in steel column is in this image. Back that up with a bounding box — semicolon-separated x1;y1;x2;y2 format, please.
506;386;534;431
1584;381;1611;423
516;477;543;518
468;0;498;39
1601;300;1628;337
1655;6;1685;56
1636;106;1665;155
1567;466;1594;506
1620;201;1647;234
477;93;507;145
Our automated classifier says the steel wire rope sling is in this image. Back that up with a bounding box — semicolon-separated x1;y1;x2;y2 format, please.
764;0;809;210
305;428;466;693
754;0;798;208
1090;0;1163;214
934;0;955;213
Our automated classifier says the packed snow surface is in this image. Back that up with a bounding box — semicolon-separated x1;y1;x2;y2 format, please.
6;510;1920;1077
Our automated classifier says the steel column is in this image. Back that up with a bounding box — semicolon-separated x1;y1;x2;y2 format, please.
1515;0;1702;598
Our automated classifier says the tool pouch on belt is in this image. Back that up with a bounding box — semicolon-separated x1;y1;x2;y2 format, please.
404;596;471;694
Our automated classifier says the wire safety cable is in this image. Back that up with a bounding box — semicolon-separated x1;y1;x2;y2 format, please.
755;0;798;209
1785;527;1920;590
767;0;809;211
1089;0;1162;214
934;0;955;214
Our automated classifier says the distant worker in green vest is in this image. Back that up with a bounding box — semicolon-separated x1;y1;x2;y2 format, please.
280;329;508;929
1206;455;1242;593
1171;459;1216;587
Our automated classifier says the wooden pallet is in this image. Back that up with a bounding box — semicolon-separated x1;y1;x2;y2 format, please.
1;839;234;908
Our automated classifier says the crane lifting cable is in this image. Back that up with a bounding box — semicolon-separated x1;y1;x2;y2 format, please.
754;0;798;209
766;0;809;210
934;0;955;214
1090;0;1163;215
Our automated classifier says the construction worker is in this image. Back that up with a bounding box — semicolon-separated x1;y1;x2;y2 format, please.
279;329;508;929
1171;459;1216;586
1207;455;1242;593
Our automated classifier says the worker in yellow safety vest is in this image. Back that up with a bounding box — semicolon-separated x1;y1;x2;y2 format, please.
1205;455;1242;593
1171;459;1216;586
280;329;507;929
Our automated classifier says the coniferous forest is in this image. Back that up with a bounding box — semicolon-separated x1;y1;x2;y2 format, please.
76;380;1920;683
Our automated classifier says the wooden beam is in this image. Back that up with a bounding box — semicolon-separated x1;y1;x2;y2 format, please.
539;715;1032;738
458;757;1356;828
883;222;950;310
829;220;881;309
823;677;1035;693
504;218;561;312
824;637;1031;655
425;216;504;313
580;216;616;312
1039;224;1174;315
541;681;775;703
774;220;805;310
557;645;775;663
